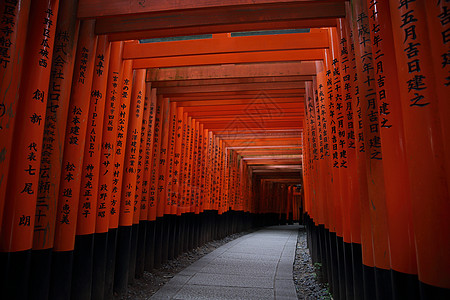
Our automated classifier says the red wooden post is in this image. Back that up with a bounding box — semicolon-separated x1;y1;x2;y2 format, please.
109;59;133;232
28;0;79;298
134;80;152;278
365;1;419;298
109;59;133;295
148;88;160;223
52;18;97;299
0;0;31;234
351;0;392;297
73;34;110;300
98;40;124;300
116;68;146;289
389;0;450;295
0;1;59;298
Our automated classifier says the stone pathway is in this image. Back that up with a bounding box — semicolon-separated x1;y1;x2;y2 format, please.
151;225;299;299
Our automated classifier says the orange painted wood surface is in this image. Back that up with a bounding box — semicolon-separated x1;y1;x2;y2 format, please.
132;49;324;69
53;19;97;252
97;41;124;233
33;0;79;250
0;0;31;235
123;31;329;60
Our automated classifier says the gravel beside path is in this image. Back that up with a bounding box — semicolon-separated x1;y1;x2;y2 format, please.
293;227;332;299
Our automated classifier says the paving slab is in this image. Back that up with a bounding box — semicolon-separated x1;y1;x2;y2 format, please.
151;224;299;300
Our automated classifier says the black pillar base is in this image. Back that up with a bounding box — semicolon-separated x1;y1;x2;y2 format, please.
375;266;393;300
136;221;147;278
104;228;118;300
363;265;377;300
29;248;52;300
168;215;176;260
351;242;364;300
144;221;156;271
343;241;354;300
113;226;132;296
154;217;163;269
161;216;170;264
0;249;31;300
92;232;108;300
337;235;346;300
71;234;94;300
419;281;450;300
49;250;73;300
128;223;139;285
391;270;420;300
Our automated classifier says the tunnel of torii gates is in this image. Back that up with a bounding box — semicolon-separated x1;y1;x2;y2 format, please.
0;0;449;299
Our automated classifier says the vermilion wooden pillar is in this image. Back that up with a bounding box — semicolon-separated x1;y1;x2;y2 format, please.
135;81;152;278
322;53;344;297
167;101;178;216
0;0;31;235
424;1;450;191
351;0;393;298
157;96;171;263
51;18;96;300
166;101;177;259
115;68;146;293
199;124;207;215
171;105;184;256
365;1;419;298
389;0;450;297
71;35;110;300
307;76;330;283
343;6;376;299
306;77;320;227
193;122;201;215
148;88;161;223
191;121;200;247
336;17;364;300
185;116;195;249
122;69;146;286
157;96;170;219
173;106;184;217
149;92;163;267
329;26;355;300
205;130;213;213
111;59;133;294
29;0;79;298
219;136;226;214
316;64;337;290
142;84;157;272
0;1;59;299
177;111;189;252
98;40;124;300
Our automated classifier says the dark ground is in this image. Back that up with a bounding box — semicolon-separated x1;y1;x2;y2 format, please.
121;226;331;300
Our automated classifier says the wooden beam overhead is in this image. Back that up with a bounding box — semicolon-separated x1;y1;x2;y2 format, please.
123;31;329;59
157;82;306;95
151;76;313;87
106;19;338;41
246;160;301;165
173;100;303;108
172;96;303;104
147;62;317;82
222;138;301;146
168;90;304;100
182;102;303;112
187;109;304;119
132;49;324;68
79;0;346;18
85;1;346;40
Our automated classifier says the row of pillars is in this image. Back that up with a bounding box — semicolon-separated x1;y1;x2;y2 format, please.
303;0;449;299
0;0;301;299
